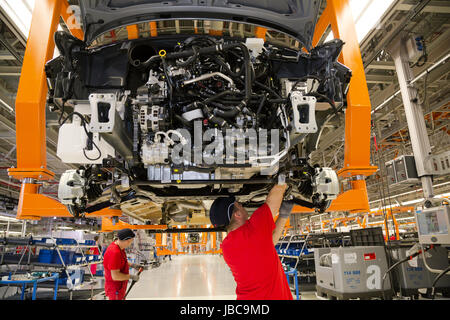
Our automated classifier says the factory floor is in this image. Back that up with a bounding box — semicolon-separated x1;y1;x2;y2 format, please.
91;255;449;300
123;255;316;300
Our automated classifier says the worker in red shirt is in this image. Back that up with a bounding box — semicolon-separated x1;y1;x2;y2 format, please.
103;228;141;300
210;183;294;300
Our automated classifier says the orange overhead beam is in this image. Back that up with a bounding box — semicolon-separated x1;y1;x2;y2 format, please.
16;183;71;220
85;208;122;218
101;217;168;232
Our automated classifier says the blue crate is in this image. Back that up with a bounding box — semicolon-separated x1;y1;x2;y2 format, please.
38;249;54;263
83;240;96;246
56;238;77;245
52;250;74;265
95;270;104;276
72;253;84;264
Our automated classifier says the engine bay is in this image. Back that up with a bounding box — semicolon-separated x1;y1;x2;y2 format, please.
45;31;351;222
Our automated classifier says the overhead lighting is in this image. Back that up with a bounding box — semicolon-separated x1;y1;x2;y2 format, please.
352;0;395;43
57;226;73;230
369;181;450;204
324;0;396;44
0;0;35;39
0;231;23;235
0;98;13;113
401;198;424;206
0;215;19;222
395;216;415;222
370;203;400;212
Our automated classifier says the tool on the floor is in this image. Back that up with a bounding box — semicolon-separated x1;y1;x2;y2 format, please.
124;266;144;299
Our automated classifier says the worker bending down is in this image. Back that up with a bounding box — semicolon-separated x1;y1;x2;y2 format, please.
103;228;141;300
210;183;294;300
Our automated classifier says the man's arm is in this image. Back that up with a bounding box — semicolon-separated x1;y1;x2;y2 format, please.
265;184;287;218
111;269;132;281
272;216;288;245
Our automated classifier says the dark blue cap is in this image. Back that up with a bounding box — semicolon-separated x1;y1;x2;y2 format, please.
117;228;135;241
209;196;236;227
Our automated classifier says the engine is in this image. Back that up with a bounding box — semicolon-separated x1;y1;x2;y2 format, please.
46;32;350;218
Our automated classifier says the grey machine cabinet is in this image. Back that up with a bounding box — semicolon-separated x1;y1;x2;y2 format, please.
315;246;392;299
389;245;450;296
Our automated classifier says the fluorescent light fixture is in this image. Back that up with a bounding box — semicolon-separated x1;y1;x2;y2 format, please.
436;192;450;199
0;231;23;235
401;198;424;206
369;181;450;204
0;0;35;39
0;98;13;113
395;216;415;222
353;0;395;42
370;203;400;212
324;0;395;44
57;226;73;230
0;215;19;222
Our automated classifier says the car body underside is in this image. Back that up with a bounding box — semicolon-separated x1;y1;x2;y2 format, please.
45;1;352;225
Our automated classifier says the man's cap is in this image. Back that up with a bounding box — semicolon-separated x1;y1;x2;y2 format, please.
209;196;235;227
117;228;135;241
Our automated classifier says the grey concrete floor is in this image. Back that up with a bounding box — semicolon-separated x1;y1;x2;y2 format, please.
125;254;312;300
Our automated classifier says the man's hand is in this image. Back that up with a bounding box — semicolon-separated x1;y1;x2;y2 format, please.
130;263;142;270
129;274;140;282
279;200;295;218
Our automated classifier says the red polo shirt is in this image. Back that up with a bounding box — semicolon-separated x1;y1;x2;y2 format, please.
103;242;129;300
221;203;293;300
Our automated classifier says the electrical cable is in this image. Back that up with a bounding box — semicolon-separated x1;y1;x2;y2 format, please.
431;265;450;300
59;112;102;161
381;245;433;300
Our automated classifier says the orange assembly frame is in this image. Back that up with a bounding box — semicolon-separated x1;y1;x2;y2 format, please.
292;0;377;215
7;0;124;220
8;0;375;222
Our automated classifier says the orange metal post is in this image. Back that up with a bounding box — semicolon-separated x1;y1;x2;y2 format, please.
149;22;158;37
8;0;63;181
7;0;121;220
172;234;178;255
325;0;377;179
127;24;139;39
255;27;267;41
292;0;377;215
60;0;84;40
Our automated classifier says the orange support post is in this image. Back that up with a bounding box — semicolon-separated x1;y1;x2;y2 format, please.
149;22;158;37
126;24;139;39
6;0;118;220
292;0;376;215
8;0;62;181
255;27;267;41
60;0;84;40
172;233;178;255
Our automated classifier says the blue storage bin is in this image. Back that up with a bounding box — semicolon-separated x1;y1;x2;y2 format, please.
38;249;54;263
52;250;74;265
56;238;77;245
84;240;95;246
72;253;83;264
